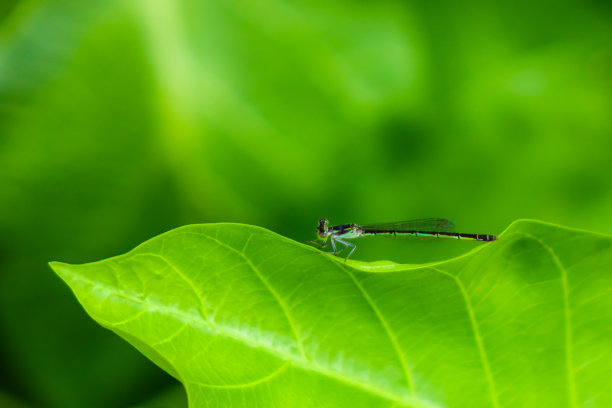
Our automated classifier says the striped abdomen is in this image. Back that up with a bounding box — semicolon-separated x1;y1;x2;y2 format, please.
363;230;497;242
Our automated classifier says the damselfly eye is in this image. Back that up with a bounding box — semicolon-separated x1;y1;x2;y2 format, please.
317;218;330;236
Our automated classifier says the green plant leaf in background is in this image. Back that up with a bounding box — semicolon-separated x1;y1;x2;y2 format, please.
2;0;611;407
49;220;612;408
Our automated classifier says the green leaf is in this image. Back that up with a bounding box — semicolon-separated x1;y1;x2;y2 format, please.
49;220;612;408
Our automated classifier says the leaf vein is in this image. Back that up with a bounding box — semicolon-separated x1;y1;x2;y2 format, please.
183;231;309;361
333;263;415;395
151;322;188;347
60;267;438;408
188;362;290;389
429;267;499;408
134;252;210;321
513;232;578;408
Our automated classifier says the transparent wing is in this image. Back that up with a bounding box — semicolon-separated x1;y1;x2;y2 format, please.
359;218;455;232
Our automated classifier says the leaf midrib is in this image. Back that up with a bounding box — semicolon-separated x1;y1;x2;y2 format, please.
54;264;438;408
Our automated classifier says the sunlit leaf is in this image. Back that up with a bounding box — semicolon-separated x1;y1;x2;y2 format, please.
50;220;612;407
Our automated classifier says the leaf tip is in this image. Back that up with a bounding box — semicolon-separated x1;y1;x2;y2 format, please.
48;261;72;278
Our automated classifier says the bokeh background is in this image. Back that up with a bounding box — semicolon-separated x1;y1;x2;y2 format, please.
1;0;611;407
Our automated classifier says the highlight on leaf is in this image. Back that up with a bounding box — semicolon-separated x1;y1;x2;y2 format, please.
50;220;612;408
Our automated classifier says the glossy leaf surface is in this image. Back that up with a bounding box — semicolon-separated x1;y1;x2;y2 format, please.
50;220;612;407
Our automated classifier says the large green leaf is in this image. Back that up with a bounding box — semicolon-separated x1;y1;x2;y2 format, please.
49;220;612;407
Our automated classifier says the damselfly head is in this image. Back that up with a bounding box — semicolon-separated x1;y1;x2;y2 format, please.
317;218;330;238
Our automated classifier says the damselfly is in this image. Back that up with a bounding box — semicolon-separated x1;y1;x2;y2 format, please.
313;218;497;261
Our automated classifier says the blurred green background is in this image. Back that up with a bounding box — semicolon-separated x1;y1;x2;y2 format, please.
1;0;611;407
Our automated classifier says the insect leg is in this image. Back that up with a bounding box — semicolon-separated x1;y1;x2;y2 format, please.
334;238;356;262
329;236;338;254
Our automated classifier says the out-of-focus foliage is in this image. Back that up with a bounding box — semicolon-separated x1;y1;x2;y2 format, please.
1;0;611;407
